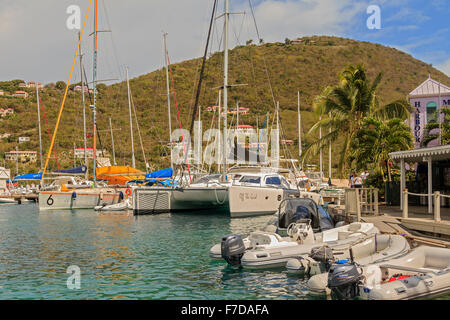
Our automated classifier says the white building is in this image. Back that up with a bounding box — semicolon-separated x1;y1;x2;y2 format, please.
18;137;30;143
74;148;109;159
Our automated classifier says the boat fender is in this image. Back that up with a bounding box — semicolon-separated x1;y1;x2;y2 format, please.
119;191;124;200
71;192;77;199
125;188;132;198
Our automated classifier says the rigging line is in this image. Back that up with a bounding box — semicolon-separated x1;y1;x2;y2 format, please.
40;0;92;185
39;97;61;170
248;0;277;110
167;54;192;183
101;0;124;80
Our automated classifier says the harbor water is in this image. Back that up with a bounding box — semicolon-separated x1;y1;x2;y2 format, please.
0;203;313;300
1;203;449;300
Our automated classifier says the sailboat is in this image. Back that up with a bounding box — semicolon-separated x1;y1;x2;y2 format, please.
38;0;121;210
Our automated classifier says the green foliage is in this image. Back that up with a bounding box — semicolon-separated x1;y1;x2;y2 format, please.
0;36;449;175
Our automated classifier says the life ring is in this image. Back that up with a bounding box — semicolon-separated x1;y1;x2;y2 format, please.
125;188;132;198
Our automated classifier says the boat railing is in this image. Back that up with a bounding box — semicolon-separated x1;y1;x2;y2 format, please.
345;188;379;222
402;189;449;223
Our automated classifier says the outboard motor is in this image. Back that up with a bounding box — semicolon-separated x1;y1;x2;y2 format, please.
327;262;364;300
221;234;245;268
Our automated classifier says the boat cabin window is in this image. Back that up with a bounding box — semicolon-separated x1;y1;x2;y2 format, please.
265;176;281;185
239;176;261;184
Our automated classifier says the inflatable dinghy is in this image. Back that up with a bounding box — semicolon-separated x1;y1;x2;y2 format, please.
310;245;450;300
95;198;131;211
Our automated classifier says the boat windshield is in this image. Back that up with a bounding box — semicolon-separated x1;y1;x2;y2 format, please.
194;174;221;184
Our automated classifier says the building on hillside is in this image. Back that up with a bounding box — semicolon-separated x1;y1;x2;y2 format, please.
74;148;109;159
0;167;11;193
18;83;27;88
27;81;43;89
14;91;29;98
408;75;450;148
228;107;250;115
206;105;220;112
0;108;14;117
0;89;4;96
281;139;294;145
18;137;30;143
0;133;11;139
236;124;253;132
74;85;89;93
5;150;37;163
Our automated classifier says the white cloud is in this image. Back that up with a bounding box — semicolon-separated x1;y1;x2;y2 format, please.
0;0;372;84
437;58;450;77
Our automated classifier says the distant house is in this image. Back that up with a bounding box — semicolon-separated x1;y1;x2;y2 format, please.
281;139;294;145
228;107;250;115
74;148;109;159
18;83;27;88
27;81;43;89
0;108;14;118
0;133;11;139
14;91;29;98
0;89;4;96
74;85;89;93
18;137;30;143
5;150;37;163
236;124;253;132
206;105;220;112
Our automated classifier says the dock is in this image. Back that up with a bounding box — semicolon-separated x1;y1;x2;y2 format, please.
9;194;39;204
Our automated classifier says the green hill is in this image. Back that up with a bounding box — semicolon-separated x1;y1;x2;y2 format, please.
1;36;449;176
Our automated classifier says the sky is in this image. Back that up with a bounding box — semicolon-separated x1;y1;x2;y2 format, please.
0;0;448;85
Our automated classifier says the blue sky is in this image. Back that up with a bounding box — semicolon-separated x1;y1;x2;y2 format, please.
0;0;448;84
346;0;449;74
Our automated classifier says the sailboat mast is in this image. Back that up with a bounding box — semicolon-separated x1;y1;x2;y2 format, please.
163;33;173;170
109;118;117;165
92;0;98;185
319;115;323;178
36;86;43;172
78;31;88;180
328;112;332;182
126;67;136;168
222;0;229;178
297;92;301;160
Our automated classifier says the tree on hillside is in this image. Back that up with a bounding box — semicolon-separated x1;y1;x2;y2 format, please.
55;81;66;90
349;117;414;182
303;64;412;177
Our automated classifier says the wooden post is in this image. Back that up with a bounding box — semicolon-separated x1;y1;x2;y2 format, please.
434;191;441;222
403;189;408;219
356;188;361;222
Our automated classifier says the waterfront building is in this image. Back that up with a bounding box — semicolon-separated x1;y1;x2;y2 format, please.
408;75;450;148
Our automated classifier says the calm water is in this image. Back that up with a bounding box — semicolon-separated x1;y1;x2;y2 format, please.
0;203;315;300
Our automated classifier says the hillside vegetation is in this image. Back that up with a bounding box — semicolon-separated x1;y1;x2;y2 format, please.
1;36;449;176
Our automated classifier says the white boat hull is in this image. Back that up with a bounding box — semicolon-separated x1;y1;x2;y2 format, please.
0;198;16;204
39;190;121;210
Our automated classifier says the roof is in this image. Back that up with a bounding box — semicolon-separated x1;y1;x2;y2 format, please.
390;144;450;162
409;76;450;98
237;124;253;128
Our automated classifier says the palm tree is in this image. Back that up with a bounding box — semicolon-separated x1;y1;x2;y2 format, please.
303;64;412;177
349;117;414;182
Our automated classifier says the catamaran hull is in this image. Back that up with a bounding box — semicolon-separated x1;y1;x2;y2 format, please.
39;191;120;210
132;187;229;214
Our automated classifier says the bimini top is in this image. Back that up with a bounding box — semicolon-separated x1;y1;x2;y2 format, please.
389;145;450;163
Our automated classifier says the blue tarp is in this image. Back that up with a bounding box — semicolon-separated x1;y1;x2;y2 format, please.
53;165;87;175
13;172;42;181
145;168;173;180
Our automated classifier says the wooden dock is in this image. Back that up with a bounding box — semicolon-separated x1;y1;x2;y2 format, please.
9;194;39;204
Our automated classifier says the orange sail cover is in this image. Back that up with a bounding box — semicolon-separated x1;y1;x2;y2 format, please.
96;166;145;185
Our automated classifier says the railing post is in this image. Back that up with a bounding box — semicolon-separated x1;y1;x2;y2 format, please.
374;188;379;215
356;188;361;222
402;189;408;219
434;191;441;222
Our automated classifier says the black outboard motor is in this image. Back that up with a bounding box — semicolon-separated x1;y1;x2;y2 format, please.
327;262;364;300
221;234;245;268
309;246;334;273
